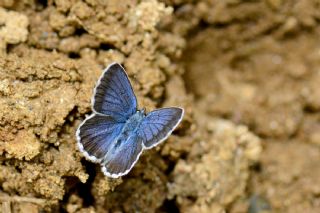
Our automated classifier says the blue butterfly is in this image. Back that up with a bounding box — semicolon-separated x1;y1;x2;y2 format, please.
76;62;184;178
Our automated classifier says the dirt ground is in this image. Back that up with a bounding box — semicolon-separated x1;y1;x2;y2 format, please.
0;0;319;213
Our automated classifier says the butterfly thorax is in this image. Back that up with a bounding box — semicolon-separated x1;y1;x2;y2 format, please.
105;110;144;158
114;110;145;145
123;110;145;133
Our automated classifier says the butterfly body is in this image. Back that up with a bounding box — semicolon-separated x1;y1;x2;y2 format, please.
122;110;146;136
110;110;145;151
76;62;184;178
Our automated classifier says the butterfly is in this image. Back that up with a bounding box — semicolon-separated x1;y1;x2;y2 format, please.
76;62;184;178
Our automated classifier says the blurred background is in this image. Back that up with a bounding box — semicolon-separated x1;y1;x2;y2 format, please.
0;1;319;212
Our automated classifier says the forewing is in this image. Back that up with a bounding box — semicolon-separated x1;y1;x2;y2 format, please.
76;114;124;162
138;107;184;149
101;134;143;178
93;62;137;121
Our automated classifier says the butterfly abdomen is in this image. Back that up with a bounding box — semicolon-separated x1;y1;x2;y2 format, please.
110;111;145;151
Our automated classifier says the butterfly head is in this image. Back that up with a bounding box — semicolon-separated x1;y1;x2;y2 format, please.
139;107;146;115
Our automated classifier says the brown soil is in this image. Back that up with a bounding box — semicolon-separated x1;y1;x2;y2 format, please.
0;1;319;213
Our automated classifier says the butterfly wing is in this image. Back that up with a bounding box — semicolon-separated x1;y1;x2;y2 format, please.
93;63;137;121
137;107;184;149
101;134;143;178
76;114;124;162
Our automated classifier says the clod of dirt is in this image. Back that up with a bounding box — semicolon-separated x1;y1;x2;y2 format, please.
168;117;261;212
127;0;173;31
0;0;14;8
0;8;28;53
251;141;320;212
0;48;100;204
4;129;40;160
183;28;320;138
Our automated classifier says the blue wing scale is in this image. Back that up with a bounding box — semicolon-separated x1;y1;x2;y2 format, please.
101;135;143;178
93;63;137;121
138;107;184;149
76;114;124;162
